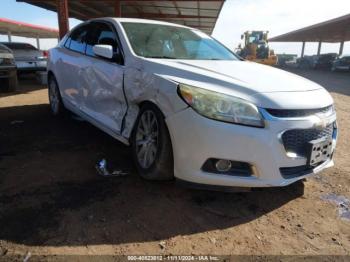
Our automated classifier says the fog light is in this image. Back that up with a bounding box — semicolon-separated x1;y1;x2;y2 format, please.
215;159;232;172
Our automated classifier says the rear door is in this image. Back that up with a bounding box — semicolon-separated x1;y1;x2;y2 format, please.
81;21;127;134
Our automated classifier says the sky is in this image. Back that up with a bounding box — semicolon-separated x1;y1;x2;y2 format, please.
0;0;349;56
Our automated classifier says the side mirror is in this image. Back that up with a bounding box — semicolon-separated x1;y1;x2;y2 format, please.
93;44;113;59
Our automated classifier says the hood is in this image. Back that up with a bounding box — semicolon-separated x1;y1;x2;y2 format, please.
143;59;324;94
139;59;333;109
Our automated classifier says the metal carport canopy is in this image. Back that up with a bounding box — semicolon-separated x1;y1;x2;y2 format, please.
0;17;58;49
0;17;58;38
269;13;350;43
17;0;225;35
269;13;350;57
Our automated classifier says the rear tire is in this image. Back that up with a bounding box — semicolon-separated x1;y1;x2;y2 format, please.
48;75;65;116
131;103;174;180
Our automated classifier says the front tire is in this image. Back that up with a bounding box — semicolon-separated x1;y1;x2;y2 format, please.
48;75;64;116
131;104;174;180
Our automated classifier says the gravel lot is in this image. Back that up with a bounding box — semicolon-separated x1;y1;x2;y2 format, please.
0;69;349;258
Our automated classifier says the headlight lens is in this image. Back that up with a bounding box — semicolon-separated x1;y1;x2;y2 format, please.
178;84;264;127
0;58;15;66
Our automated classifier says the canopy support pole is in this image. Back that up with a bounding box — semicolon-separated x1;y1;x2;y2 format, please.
339;41;344;56
36;36;40;50
317;41;322;55
7;31;12;42
57;0;69;39
114;1;121;17
301;42;305;58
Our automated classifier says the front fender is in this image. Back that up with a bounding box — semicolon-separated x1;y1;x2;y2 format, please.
122;69;187;138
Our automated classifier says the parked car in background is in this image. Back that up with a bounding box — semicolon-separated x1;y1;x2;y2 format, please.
0;42;47;73
331;55;350;72
0;43;17;92
276;54;298;67
297;55;317;69
313;53;338;69
297;53;338;70
48;18;337;188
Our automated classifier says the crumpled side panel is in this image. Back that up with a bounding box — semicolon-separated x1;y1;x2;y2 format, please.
80;60;126;134
122;67;187;138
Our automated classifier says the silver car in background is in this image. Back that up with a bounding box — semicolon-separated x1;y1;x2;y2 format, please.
0;43;17;92
0;42;47;73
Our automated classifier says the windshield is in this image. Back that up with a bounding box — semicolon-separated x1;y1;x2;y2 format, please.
122;22;238;60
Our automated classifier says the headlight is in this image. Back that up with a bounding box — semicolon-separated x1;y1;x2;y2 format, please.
0;58;15;66
178;84;264;127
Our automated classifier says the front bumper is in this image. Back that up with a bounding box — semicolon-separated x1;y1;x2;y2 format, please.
166;108;337;188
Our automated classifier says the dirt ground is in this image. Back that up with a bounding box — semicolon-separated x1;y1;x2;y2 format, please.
0;70;349;259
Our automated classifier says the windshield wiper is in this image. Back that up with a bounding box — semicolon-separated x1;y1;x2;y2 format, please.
146;55;177;59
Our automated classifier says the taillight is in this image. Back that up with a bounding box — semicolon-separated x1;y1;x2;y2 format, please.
43;50;48;58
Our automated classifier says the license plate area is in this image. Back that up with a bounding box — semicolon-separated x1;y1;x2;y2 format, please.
307;137;333;166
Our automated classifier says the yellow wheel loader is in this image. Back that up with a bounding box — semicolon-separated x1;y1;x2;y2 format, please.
236;31;277;66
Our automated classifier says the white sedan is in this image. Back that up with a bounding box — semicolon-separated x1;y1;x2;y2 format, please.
47;18;337;188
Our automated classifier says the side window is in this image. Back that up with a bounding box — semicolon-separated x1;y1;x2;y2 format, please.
86;22;121;61
64;36;71;48
68;25;88;53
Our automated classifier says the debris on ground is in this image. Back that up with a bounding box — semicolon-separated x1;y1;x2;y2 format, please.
209;237;217;244
0;247;8;256
95;159;128;177
159;241;166;249
23;251;31;262
321;194;350;221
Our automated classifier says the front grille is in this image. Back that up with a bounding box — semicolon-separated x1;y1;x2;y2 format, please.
282;124;334;157
267;105;333;118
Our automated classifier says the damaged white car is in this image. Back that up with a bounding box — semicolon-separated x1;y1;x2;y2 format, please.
48;18;337;188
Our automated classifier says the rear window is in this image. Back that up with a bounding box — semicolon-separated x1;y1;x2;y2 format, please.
1;43;37;50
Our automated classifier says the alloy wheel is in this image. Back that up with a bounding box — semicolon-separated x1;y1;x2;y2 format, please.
135;110;159;169
49;79;59;114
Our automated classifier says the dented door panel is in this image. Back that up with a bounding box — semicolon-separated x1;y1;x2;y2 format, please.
81;57;126;134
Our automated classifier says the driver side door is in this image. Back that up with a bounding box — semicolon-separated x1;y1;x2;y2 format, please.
81;21;127;135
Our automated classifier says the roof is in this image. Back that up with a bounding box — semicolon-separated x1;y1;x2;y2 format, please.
0;17;58;38
17;0;225;35
269;13;350;43
104;17;206;29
